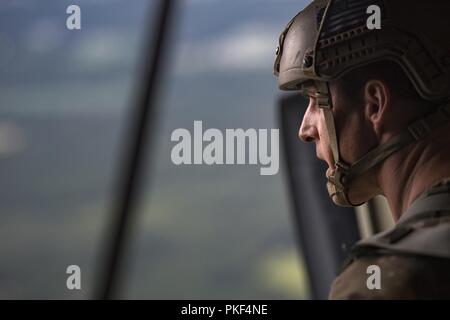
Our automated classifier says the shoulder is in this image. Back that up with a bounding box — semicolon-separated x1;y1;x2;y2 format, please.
330;186;450;299
329;253;450;299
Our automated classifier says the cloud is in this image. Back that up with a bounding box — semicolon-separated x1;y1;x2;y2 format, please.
0;121;26;158
184;0;222;6
0;33;16;69
24;18;64;54
69;29;137;72
174;23;279;75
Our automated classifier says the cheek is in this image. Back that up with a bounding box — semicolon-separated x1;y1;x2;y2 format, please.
329;84;376;164
317;110;336;165
336;111;372;164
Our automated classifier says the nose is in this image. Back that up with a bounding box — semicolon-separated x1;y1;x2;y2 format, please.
298;100;318;143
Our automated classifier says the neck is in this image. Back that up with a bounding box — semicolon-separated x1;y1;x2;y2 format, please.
378;124;450;222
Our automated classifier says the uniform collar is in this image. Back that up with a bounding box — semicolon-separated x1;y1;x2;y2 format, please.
397;178;450;226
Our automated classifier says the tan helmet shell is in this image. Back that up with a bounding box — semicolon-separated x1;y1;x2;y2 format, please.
274;0;450;101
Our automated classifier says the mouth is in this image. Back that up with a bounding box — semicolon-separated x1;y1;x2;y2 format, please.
316;150;334;178
314;145;337;178
326;167;334;178
315;149;326;162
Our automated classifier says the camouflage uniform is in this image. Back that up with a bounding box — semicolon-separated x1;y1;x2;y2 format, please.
331;181;450;299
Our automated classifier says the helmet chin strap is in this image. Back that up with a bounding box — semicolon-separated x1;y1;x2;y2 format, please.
313;80;450;207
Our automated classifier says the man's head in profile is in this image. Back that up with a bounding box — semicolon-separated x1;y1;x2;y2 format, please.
274;0;450;221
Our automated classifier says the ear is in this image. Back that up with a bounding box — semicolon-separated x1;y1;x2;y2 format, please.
364;80;390;137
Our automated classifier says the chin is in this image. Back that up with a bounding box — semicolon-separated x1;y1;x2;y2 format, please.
325;165;335;178
326;179;369;207
347;184;375;207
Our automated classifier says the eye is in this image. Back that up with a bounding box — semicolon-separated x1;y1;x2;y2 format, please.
306;96;320;112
